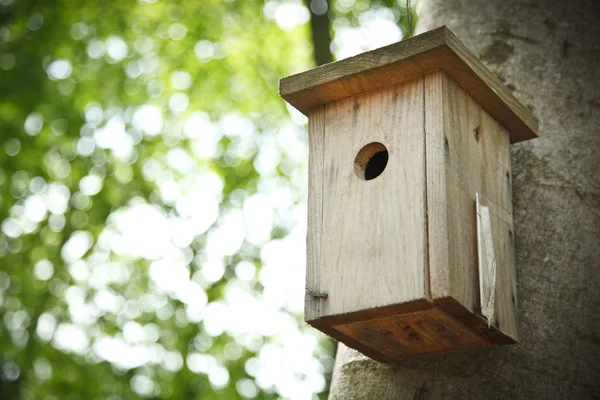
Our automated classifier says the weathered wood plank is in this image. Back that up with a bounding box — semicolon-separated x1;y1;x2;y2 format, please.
333;307;490;361
479;108;519;341
425;71;518;341
305;106;326;322
313;77;427;319
279;26;538;142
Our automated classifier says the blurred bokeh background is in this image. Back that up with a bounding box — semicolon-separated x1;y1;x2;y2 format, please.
0;0;417;398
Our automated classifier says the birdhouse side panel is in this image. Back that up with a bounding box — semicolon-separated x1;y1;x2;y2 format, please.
478;102;518;341
308;77;428;319
424;71;518;341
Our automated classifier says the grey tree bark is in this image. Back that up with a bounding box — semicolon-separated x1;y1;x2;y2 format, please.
328;1;600;399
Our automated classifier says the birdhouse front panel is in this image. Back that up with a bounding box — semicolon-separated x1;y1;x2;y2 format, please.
307;77;428;319
280;27;538;362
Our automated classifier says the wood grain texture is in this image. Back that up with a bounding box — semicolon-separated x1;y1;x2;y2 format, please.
310;77;427;319
305;106;326;322
279;26;538;143
311;297;514;363
425;71;518;341
301;72;518;361
333;307;489;362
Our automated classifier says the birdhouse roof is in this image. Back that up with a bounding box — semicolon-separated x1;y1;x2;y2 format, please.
279;26;538;143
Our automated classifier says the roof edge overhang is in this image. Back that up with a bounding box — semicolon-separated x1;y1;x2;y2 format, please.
279;26;538;143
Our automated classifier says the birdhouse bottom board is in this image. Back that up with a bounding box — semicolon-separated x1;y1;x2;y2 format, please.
304;71;518;363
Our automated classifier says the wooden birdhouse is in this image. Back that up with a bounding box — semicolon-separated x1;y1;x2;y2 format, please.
279;26;538;362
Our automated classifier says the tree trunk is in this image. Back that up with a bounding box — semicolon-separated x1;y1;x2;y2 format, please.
328;1;600;399
306;0;333;66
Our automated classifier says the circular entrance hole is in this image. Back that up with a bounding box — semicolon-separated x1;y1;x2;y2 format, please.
354;142;389;181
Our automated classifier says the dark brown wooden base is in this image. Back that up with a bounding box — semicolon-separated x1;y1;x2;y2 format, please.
307;297;516;363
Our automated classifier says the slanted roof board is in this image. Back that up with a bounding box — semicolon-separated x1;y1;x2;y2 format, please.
279;26;538;143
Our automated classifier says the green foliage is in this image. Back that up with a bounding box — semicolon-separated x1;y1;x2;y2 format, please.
0;0;416;399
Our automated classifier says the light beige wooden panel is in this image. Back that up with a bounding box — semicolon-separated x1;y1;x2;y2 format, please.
425;70;479;314
425;70;518;340
479;109;518;340
313;77;427;318
305;106;326;322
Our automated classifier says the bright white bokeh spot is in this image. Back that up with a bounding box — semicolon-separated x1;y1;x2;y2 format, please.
199;258;225;285
93;290;124;314
30;176;47;193
168;23;187;40
133;104;163;136
333;8;403;59
1;218;20;238
237;378;259;398
170;70;192;90
185;112;223;159
203;301;228;336
163;350;184;372
149;259;189;293
106;35;128;61
208;365;230;389
263;1;278;19
61;231;93;263
243;194;273;246
187;353;217;374
165;148;193;174
46;60;72;80
36;313;57;341
194;40;214;62
4;138;20;156
84;102;103;126
79;175;103;196
169;92;189;113
77;136;96;156
45;183;70;214
33;259;54;280
24;194;47;222
219;113;255;138
274;3;310;31
207;210;245;257
94;117;134;159
175;172;222;233
131;375;155;396
139;55;159;75
68;260;90;281
52;323;89;354
235;261;256;281
48;214;66;232
87;40;105;59
24;112;43;135
125;60;141;78
112;204;170;260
